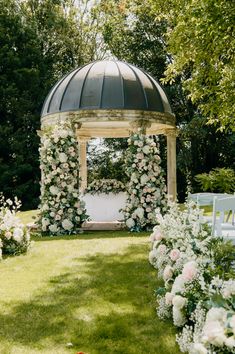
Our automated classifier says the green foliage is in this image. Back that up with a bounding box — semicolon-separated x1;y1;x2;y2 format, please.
150;0;235;131
0;0;106;210
88;138;129;183
209;238;235;279
195;168;235;193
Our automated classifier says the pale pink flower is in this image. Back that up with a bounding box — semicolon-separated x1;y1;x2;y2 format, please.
5;231;12;240
170;249;181;261
163;265;173;281
157;244;167;254
151;228;163;241
182;261;198;281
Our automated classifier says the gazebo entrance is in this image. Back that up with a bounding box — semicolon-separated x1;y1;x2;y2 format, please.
41;60;177;208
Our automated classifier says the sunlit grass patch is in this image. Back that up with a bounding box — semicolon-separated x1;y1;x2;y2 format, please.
0;232;180;354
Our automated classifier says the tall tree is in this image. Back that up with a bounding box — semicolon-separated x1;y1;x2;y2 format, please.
150;0;235;131
0;0;106;209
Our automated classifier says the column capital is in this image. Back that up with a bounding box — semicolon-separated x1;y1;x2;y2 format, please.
166;129;178;138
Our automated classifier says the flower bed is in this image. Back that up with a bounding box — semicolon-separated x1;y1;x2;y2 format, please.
0;195;31;258
149;202;235;353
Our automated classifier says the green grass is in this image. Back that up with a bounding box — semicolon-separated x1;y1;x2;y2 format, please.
17;209;39;225
0;231;180;354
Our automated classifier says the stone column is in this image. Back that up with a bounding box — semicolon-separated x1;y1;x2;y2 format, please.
78;137;89;193
166;130;177;201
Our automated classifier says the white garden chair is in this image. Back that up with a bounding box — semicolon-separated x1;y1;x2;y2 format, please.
211;196;235;244
188;192;231;206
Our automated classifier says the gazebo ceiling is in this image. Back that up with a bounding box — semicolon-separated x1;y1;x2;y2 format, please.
41;60;175;137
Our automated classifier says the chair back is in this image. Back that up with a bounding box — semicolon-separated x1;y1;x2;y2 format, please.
188;192;231;206
212;196;235;236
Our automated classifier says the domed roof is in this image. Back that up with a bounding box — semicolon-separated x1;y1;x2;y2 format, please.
41;60;172;117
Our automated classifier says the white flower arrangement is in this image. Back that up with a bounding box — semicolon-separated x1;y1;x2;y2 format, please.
0;195;31;257
149;201;235;354
122;130;167;231
85;179;126;195
38;122;88;235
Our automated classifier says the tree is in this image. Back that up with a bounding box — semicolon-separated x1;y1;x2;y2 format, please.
150;0;235;131
0;0;106;209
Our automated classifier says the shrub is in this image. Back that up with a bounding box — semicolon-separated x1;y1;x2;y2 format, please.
0;195;31;258
195;168;235;193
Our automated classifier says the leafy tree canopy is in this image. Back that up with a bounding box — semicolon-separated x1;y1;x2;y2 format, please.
150;0;235;131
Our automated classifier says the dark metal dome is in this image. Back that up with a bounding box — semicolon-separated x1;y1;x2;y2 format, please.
41;60;172;117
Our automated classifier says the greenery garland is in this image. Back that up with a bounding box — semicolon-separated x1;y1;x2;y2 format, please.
85;179;126;195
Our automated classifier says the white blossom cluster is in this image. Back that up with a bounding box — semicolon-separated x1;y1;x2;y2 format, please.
0;195;31;257
38;122;88;235
149;201;235;353
122;130;167;231
85;179;125;195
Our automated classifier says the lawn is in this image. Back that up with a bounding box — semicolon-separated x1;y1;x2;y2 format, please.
0;229;180;354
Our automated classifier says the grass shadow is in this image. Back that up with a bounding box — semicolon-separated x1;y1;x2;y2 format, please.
31;230;149;242
0;243;179;354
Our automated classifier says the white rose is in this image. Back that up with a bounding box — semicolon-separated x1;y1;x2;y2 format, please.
126;218;135;228
58;152;68;163
59;130;69;139
135;207;144;219
202;320;226;347
13;228;24;243
140;174;149;185
225;336;235;348
191;343;208;354
49;224;58;233
172;275;186;294
172;295;187;309
62;219;73;231
49;186;59;195
206;307;227;322
165;292;174;306
143;145;150;154
42;218;50;227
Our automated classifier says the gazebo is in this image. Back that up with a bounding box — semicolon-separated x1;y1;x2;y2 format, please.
41;60;177;200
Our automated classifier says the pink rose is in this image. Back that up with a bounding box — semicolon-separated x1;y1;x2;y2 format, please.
158;244;167;254
151;228;163;241
182;261;198;281
170;249;181;261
